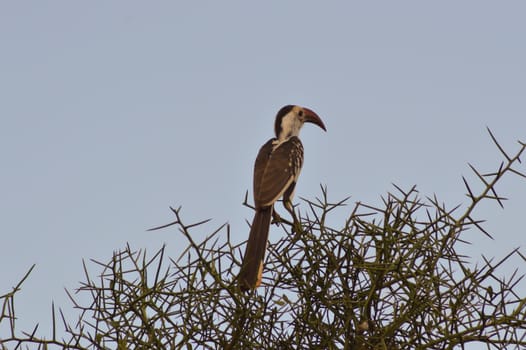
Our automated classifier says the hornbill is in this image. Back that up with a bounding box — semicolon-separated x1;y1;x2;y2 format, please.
238;105;326;291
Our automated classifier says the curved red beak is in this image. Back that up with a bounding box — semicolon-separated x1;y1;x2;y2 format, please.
302;107;326;131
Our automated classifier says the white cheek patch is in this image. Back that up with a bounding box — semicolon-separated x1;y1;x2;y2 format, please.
281;114;294;133
279;113;302;141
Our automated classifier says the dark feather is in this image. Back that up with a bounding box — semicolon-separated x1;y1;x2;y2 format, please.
253;137;304;208
239;207;273;290
274;105;294;137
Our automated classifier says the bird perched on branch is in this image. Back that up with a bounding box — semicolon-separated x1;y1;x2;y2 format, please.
239;105;326;291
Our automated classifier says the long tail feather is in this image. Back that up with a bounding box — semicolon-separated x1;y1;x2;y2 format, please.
239;207;272;291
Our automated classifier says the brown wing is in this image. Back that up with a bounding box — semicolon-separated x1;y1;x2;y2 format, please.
253;137;304;208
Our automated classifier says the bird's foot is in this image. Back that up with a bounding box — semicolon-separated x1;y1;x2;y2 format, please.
271;210;283;225
286;207;303;235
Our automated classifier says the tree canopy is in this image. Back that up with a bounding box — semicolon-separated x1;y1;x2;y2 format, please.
1;130;525;349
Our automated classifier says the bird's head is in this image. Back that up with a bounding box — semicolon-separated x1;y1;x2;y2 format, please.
274;105;326;141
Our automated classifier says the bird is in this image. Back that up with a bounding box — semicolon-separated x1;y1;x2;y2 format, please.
238;105;326;291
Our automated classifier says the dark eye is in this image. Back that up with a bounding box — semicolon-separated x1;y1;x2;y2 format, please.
298;110;304;116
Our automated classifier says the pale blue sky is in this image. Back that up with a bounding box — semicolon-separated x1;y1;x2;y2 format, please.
1;1;525;340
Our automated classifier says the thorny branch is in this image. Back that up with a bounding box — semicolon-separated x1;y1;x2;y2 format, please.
1;129;525;349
